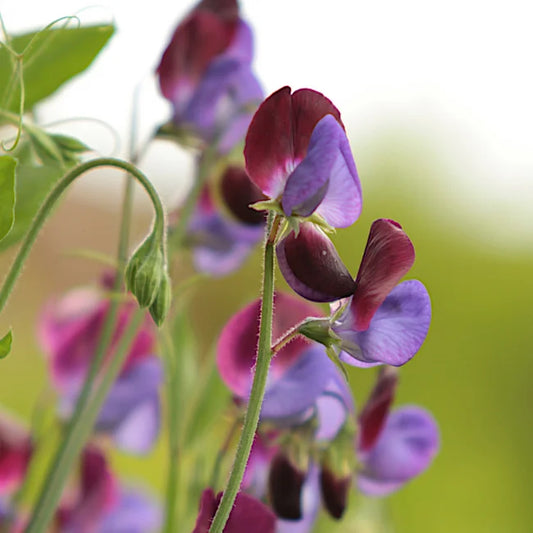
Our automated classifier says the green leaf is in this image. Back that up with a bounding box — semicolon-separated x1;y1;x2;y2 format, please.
0;155;17;241
0;329;13;359
0;24;114;113
0;163;63;252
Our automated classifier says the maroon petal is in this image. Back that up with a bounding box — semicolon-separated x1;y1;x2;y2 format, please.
244;87;343;199
220;166;267;225
157;10;236;102
320;468;351;520
290;89;343;161
358;367;398;453
192;488;276;533
244;87;294;197
352;219;415;331
268;453;305;520
277;223;355;302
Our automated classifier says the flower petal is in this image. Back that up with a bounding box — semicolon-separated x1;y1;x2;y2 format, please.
192;489;276;533
336;280;431;366
245;87;343;198
351;219;415;331
281;116;339;218
358;406;439;496
217;292;320;397
315;121;362;228
276;223;355;302
261;345;334;421
100;489;162;533
157;10;235;104
358;368;398;453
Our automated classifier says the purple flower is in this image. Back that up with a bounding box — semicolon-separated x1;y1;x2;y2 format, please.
39;284;162;452
244;86;362;228
357;406;439;496
354;369;439;496
192;488;276;533
186;168;265;276
0;410;32;496
157;0;263;151
39;286;156;393
99;488;161;533
217;292;343;424
57;446;119;533
291;219;431;366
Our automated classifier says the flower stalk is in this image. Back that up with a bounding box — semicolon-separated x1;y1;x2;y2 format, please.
208;212;278;533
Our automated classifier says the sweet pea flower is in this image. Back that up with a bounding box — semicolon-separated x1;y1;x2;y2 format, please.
58;447;160;533
192;488;275;533
186;166;265;276
244;86;362;229
357;406;439;496
356;369;439;496
332;219;431;367
0;410;32;495
157;0;263;152
217;292;346;424
294;219;431;367
39;284;163;453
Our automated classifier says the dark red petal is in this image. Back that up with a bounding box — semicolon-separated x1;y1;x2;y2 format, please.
291;89;343;161
197;0;239;19
277;223;355;303
358;367;398;453
157;10;235;100
220;166;267;225
244;86;294;197
352;219;415;331
268;453;305;520
320;468;351;520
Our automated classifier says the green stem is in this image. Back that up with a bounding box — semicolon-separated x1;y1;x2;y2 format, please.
208;213;278;533
162;324;181;533
24;309;145;533
0;157;165;314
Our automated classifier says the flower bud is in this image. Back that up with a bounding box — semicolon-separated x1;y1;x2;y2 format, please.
126;234;166;309
149;271;172;327
268;452;306;520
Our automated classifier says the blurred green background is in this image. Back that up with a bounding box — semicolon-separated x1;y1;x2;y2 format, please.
1;122;531;532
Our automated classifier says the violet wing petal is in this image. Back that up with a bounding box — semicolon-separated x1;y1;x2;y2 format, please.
260;345;334;421
95;357;163;454
100;489;162;533
315;120;362;228
281;115;339;218
189;208;263;277
224;19;254;63
335;280;431;366
314;371;354;442
358;405;439;496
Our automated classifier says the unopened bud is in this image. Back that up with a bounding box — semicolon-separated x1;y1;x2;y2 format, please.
149;271;172;326
126;234;166;308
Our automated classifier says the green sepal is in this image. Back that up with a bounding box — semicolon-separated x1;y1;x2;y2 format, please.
0;329;13;359
298;317;339;348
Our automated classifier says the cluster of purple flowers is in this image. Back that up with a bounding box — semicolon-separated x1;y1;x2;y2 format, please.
191;77;439;530
157;0;266;276
0;277;162;532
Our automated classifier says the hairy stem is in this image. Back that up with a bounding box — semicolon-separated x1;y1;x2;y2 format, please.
208;212;278;533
